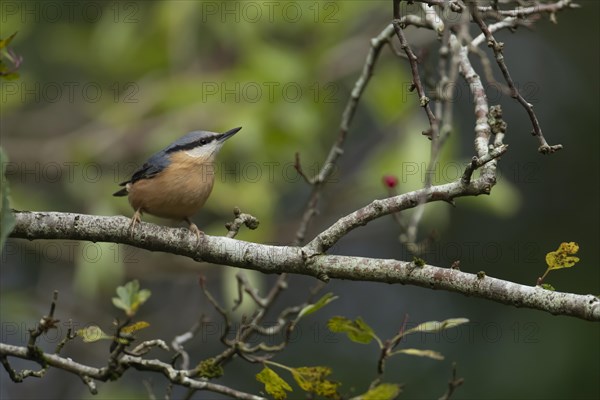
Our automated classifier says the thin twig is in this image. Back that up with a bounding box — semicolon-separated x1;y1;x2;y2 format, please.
402;4;449;251
0;343;265;400
438;362;464;400
233;272;268;310
461;145;509;184
225;207;259;239
392;3;439;138
294;23;396;245
199;276;231;347
172;317;204;371
469;1;563;154
477;0;578;18
294;152;312;185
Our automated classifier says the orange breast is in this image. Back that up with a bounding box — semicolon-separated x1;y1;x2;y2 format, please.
127;153;216;220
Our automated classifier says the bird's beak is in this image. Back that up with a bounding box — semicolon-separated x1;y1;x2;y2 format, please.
218;127;242;142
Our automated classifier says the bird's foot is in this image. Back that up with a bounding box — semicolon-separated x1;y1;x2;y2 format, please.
185;218;204;245
128;209;142;238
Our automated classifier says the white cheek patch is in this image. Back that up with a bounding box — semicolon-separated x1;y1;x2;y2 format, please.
185;143;221;158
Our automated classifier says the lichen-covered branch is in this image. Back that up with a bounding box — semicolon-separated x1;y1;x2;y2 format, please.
8;211;599;321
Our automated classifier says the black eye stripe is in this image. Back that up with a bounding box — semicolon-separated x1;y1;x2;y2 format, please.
166;135;216;153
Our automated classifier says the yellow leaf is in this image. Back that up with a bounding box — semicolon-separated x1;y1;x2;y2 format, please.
291;366;340;399
121;321;150;334
256;366;292;400
545;242;580;270
358;383;402;400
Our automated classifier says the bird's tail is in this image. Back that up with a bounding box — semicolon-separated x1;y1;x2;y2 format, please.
113;187;128;197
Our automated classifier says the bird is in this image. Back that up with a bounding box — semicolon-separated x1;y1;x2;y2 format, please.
113;127;242;240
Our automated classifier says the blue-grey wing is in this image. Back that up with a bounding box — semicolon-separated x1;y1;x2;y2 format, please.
118;151;171;186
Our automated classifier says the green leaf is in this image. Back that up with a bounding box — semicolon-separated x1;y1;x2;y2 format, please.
541;283;556;291
327;316;376;345
298;293;338;318
0;32;17;50
137;289;151;303
77;325;111;343
256;366;292;400
290;366;340;399
358;383;402;400
111;297;128;311
404;318;469;335
112;280;151;317
0;148;16;251
394;348;444;360
412;256;425;267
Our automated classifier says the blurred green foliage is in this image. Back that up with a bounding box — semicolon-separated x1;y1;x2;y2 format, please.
2;1;429;295
0;148;16;250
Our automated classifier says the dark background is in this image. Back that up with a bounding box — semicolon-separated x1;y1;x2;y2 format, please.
1;1;598;399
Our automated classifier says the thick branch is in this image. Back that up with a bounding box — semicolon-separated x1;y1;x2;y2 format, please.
8;211;599;321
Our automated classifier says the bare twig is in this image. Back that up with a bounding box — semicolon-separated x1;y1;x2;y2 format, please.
143;380;157;400
461;145;509;184
294;152;312;185
233;272;268;310
471;16;530;48
401;4;451;252
130;340;169;356
378;313;410;374
477;0;578;18
197;239;294;370
172;317;205;370
307;159;506;254
438;362;464;400
468;2;563;154
294;22;396;245
28;290;60;351
199;276;231;346
0;343;265;400
225;207;259;239
392;1;439;139
405;0;464;12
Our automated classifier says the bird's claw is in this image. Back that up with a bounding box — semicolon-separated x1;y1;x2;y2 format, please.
128;209;142;238
186;218;204;246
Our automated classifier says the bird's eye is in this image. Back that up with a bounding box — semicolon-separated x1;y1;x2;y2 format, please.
200;139;207;145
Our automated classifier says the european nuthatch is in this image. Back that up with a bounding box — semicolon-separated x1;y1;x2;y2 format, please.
114;127;242;239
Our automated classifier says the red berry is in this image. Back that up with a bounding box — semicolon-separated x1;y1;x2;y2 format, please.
383;175;398;188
